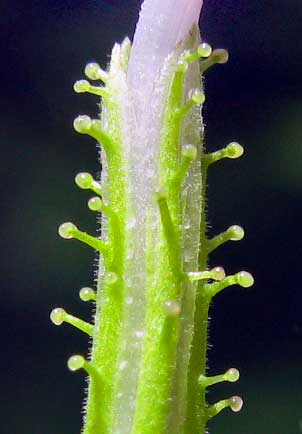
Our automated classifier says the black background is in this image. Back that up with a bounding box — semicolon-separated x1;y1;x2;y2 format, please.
1;1;302;433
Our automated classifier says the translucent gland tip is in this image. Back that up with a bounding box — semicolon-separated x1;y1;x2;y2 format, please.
85;62;103;80
73;115;92;133
198;42;212;58
176;59;189;73
225;368;240;383
182;144;197;160
228;225;245;241
189;89;206;105
58;222;77;239
105;272;118;285
229;396;243;412
211;48;229;64
75;172;93;189
211;266;226;282
73;80;90;93
237;271;254;288
50;308;66;326
88;197;103;212
226;142;244;159
79;287;96;302
163;300;181;317
68;355;85;372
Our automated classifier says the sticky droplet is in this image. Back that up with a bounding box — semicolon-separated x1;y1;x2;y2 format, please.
126;297;133;305
134;330;144;339
68;355;85;371
126;250;134;260
163;300;181;317
58;222;77;239
211;266;226;281
85;62;103;80
75;172;93;189
50;308;66;325
182;144;197;160
198;42;212;58
237;271;254;288
88;197;103;212
79;287;96;302
127;218;137;229
189;89;205;105
226;142;244;159
73;115;92;133
176;59;188;73
73;80;90;93
106;272;118;285
229;396;243;412
119;360;128;371
212;48;229;64
228;225;245;241
225;368;240;382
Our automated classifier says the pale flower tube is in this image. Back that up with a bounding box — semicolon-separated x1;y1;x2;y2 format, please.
110;1;205;433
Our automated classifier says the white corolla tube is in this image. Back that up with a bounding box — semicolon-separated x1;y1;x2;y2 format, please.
111;1;204;433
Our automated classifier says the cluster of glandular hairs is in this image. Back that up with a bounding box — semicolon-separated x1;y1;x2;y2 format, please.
51;35;254;434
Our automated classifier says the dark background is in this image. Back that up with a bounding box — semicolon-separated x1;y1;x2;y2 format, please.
1;1;302;433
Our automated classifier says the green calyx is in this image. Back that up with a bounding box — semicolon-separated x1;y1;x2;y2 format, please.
52;31;253;434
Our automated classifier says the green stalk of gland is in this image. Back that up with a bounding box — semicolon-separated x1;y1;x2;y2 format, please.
51;27;254;434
